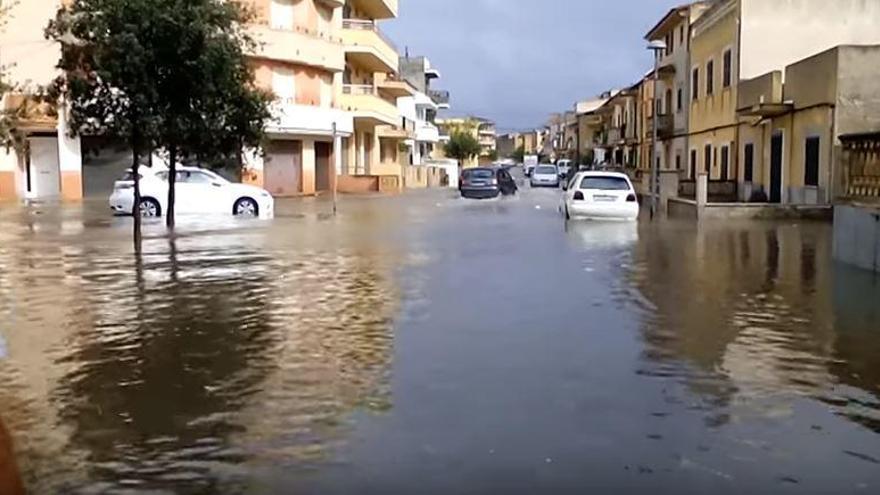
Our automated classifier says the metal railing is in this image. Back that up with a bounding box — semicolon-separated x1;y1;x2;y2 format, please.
342;19;398;52
428;89;450;105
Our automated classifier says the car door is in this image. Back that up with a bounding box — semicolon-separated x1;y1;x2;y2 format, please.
497;169;514;195
175;170;228;214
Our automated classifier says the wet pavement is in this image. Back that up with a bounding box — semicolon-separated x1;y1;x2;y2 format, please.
1;184;879;494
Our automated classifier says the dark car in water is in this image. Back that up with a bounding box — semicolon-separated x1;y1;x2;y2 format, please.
460;167;517;199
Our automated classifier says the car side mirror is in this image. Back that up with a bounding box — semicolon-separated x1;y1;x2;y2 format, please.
211;182;224;187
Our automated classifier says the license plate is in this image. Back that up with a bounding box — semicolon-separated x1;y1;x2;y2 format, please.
594;195;616;202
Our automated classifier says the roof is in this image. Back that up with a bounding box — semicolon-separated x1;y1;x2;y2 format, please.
576;98;608;115
645;3;695;40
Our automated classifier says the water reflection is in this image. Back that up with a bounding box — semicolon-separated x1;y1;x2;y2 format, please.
0;203;399;493
630;221;879;433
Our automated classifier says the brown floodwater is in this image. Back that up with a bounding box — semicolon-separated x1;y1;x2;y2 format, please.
0;188;878;494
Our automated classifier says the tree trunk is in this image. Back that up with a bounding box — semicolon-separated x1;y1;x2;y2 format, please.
132;144;142;251
166;144;177;230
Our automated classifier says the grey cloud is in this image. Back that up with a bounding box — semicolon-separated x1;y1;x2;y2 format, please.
385;0;673;130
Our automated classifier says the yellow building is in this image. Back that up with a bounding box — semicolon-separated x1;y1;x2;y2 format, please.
688;0;880;203
435;117;496;168
340;0;413;189
596;86;639;168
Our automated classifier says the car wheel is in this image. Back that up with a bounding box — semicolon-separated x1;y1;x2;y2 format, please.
138;198;161;218
234;197;259;217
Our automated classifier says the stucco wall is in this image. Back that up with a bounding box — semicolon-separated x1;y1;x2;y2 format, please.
784;47;839;109
835;46;880;137
689;1;738;134
254;61;334;107
0;0;61;89
740;0;880;80
834;204;880;273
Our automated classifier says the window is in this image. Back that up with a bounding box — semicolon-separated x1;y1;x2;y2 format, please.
704;144;712;173
320;74;333;108
692;67;700;101
272;66;296;102
665;89;672;115
690;149;697;177
720;145;730;180
679;25;685;45
723;49;732;88
179;171;215;184
270;0;294;30
706;60;715;96
677;88;683;112
805;137;820;186
580;176;631;190
675;153;682;170
744;143;754;182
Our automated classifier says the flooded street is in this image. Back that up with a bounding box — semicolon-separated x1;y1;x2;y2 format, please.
1;187;879;494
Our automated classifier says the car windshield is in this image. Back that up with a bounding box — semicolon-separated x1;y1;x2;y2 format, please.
465;169;495;179
580;176;631;190
536;166;557;175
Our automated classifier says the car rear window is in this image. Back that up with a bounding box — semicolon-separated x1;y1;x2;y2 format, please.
580;176;631;190
536;166;557;175
465;169;495;179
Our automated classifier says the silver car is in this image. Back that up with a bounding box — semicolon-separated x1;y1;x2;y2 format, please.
530;164;560;188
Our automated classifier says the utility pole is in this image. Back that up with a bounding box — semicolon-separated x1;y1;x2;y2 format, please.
647;40;667;220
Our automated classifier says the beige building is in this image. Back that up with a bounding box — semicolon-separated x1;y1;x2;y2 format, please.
645;2;711;174
688;0;880;203
575;98;608;164
596;87;639;168
0;0;83;203
435;117;497;167
737;45;880;204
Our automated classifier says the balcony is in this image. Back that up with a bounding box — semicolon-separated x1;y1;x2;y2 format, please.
415;121;440;143
428;90;450;109
266;100;353;137
348;0;398;20
316;0;345;8
377;117;415;139
342;19;398;73
375;73;416;98
248;24;344;73
648;113;675;140
657;57;676;78
737;71;791;117
340;84;399;126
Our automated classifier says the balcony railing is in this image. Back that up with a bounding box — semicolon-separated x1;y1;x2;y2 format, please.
342;84;376;96
342;19;398;52
428;90;450;106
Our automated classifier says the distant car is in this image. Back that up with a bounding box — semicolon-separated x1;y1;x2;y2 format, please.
530;164;560;188
460;167;517;199
524;163;537;177
556;159;573;178
562;171;639;221
110;166;275;218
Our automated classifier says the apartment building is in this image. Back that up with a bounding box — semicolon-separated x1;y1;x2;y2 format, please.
688;0;880;205
644;2;711;175
476;118;497;164
339;0;412;187
575;98;607;164
398;55;449;165
0;0;83;202
596;87;639;168
434;117;496;168
243;0;354;196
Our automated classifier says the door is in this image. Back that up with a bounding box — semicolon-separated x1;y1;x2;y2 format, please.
175;170;226;214
27;137;61;199
265;140;303;196
770;132;783;203
314;141;332;192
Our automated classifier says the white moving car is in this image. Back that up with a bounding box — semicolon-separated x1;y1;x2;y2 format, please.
556;159;572;178
563;171;639;221
110;166;274;218
530;164;560;188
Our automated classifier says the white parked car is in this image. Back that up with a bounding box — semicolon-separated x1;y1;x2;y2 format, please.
530;164;560;188
563;172;639;221
110;166;274;218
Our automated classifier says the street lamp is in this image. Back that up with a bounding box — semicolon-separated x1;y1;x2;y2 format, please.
647;39;667;220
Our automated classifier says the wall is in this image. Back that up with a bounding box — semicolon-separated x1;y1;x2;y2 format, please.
254;61;334;107
740;0;880;81
833;204;880;273
0;0;61;90
689;1;738;135
337;174;378;193
247;0;335;33
834;46;880;137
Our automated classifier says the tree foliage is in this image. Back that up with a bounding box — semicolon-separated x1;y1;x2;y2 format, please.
512;145;525;163
444;131;481;165
47;0;272;231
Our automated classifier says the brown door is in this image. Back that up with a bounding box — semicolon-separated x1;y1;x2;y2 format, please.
315;141;332;192
264;140;302;196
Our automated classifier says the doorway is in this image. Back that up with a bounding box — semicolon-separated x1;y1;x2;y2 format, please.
770;132;783;204
264;140;303;196
26;137;61;199
315;141;332;192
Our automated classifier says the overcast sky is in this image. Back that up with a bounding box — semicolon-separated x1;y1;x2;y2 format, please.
384;0;674;132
